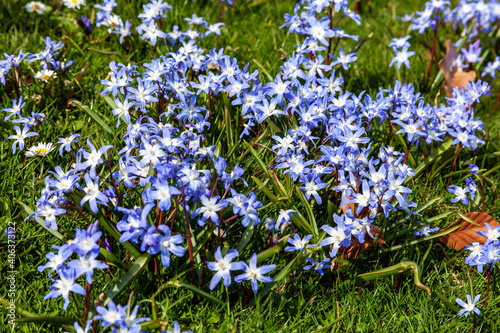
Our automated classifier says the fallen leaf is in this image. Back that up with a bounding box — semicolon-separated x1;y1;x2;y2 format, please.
438;40;476;98
437;212;500;250
342;197;356;216
345;226;386;259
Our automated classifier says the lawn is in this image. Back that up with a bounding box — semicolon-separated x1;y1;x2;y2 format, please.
1;0;500;332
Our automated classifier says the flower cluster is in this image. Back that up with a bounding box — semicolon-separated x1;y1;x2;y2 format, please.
2;37;82;157
410;1;500;38
207;247;276;293
38;222;108;310
448;164;480;206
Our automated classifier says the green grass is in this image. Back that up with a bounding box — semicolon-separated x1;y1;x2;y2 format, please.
1;0;500;332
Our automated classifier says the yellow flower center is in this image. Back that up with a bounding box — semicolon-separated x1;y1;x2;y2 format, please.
72;0;78;3
111;22;117;27
42;74;50;80
36;148;47;154
33;4;39;10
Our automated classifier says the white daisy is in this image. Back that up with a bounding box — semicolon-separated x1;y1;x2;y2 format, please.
25;1;47;14
62;0;86;9
26;142;56;157
35;69;57;82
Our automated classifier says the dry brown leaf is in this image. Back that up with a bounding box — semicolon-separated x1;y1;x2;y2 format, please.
342;197;356;216
437;212;500;250
345;226;386;259
438;40;477;98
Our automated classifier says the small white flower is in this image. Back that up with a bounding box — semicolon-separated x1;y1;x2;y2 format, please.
62;0;86;9
35;69;57;82
26;1;47;14
26;142;55;157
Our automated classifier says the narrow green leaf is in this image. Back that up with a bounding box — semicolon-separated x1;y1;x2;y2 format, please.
251;176;280;204
382;221;464;253
236;223;254;253
141;319;169;330
295;187;318;237
312;309;353;333
256;235;290;263
354;261;430;295
102;253;151;307
412;139;453;179
435;290;461;312
100;248;129;271
252;59;273;81
15;316;76;325
71;99;114;136
159;280;223;305
101;93;119;110
222;94;235;146
455;211;480;226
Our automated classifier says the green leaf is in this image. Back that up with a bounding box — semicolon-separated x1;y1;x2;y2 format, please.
295;187;319;238
222;93;235;146
141;319;170;330
252;59;273;81
354;261;430;295
435;290;460;312
102;253;151;308
101;93;119;110
71;99;114;136
251;176;280;204
100;248;129;271
236;223;254;253
412;139;453;179
156;280;223;305
455;211;480;226
383;221;464;253
256;235;290;263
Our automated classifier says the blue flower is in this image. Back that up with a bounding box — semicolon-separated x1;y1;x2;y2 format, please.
72;320;92;333
149;178;181;211
206;247;245;290
191;195;228;226
469;164;480;175
80;174;109;214
68;251;108;284
319;214;352;257
95;300;127;327
43;269;86;310
456;294;481;317
234;253;275;293
2;96;25;121
58;134;80;156
148;225;185;268
476;223;500;244
389;46;415;69
275;209;299;231
303;257;331;276
414;224;440;237
330;47;357;70
448;185;469;205
284;234;315;252
6;124;38;153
